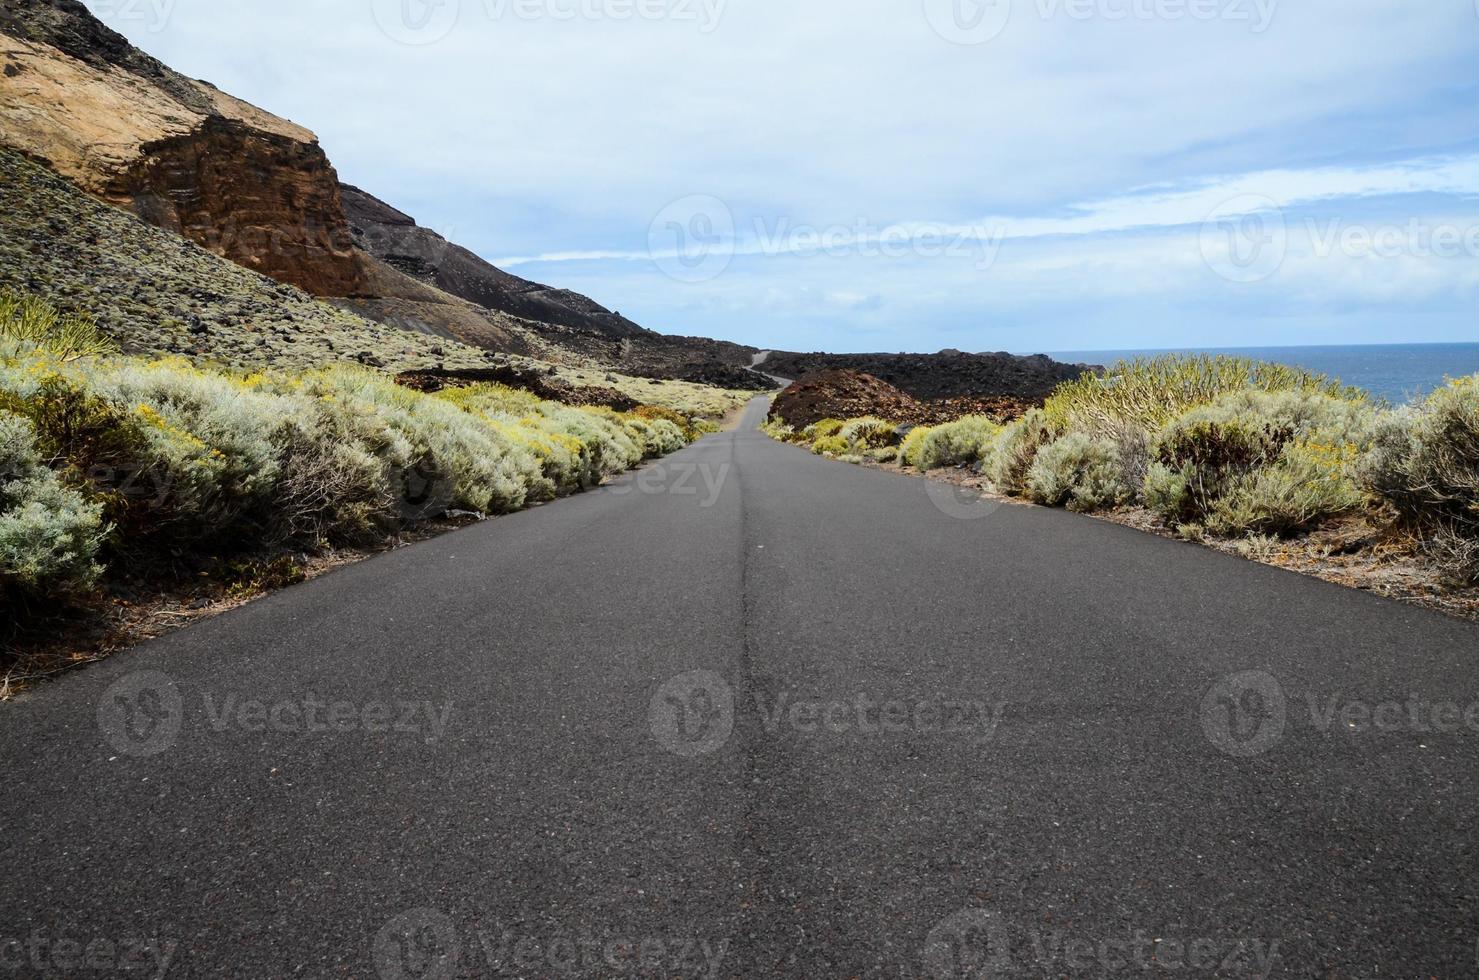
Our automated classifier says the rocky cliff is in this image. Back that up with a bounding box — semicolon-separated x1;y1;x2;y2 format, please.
0;0;371;296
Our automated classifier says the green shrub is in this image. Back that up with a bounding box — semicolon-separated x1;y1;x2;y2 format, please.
760;418;795;442
641;418;688;456
0;412;105;597
898;426;934;470
811;435;849;456
1026;433;1129;512
1147;390;1375;536
802;419;845;442
270;406;396;545
632;404;702;442
1200;441;1366;537
917;416;1000;471
838;417;898;452
1362;376;1479;541
0;289;116;362
985;409;1058;494
93;358;289;536
866;446;899;464
305;368;547;515
1045;354;1365;438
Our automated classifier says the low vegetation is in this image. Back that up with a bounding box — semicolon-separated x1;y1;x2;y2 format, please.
1043;354;1364;436
1361;377;1479;583
769;353;1479;589
0;292;704;625
916;416;1000;472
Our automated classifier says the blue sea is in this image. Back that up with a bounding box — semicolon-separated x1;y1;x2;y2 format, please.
1048;344;1479;404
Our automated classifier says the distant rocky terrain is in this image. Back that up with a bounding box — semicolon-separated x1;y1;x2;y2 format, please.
762;350;1098;402
770;369;1031;428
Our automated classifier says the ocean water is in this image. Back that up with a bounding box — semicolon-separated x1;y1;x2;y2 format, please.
1048;344;1479;404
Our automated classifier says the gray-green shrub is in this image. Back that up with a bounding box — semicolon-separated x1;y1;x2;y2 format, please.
917;416;1000;471
1362;376;1479;581
1146;389;1376;536
1362;377;1478;536
898;426;934;470
985;408;1058;494
0;412;106;596
1026;433;1129;512
0;338;701;597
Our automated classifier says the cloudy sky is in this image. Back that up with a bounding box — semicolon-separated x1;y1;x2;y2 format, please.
88;0;1479;354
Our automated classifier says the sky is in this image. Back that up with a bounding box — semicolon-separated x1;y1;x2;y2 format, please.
85;0;1479;354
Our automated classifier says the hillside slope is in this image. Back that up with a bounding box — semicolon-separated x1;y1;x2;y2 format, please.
0;147;494;372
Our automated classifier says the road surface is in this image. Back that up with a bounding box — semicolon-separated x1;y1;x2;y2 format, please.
747;351;790;389
3;397;1477;978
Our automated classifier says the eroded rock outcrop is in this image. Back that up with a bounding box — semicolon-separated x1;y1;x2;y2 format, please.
0;0;369;296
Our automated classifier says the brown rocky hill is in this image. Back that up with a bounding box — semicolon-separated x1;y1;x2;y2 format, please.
0;0;756;380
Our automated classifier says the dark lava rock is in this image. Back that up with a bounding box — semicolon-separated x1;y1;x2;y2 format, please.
395;367;638;412
761;349;1099;402
770;370;1032;429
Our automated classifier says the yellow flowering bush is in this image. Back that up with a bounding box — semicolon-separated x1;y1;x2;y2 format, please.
898;425;935;470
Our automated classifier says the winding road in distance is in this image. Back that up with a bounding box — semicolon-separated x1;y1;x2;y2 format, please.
3;397;1477;978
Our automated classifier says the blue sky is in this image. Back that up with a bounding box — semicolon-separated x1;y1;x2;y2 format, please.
88;0;1479;353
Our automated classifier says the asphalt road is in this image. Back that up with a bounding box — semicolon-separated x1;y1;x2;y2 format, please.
3;396;1478;978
